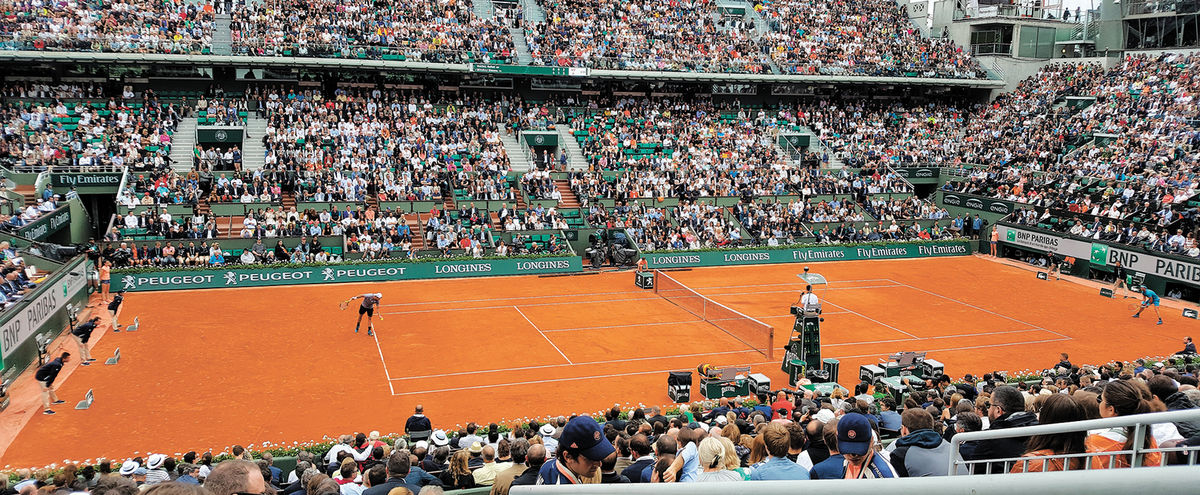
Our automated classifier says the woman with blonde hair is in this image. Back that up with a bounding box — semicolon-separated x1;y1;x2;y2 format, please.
695;437;742;482
718;436;751;480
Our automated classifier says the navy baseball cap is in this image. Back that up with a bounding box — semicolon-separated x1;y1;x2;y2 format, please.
560;416;614;461
837;413;873;456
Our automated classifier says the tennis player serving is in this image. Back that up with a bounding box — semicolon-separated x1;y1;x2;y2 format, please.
344;293;383;336
1131;286;1163;325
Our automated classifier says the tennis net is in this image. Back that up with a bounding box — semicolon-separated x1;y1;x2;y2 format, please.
654;270;775;360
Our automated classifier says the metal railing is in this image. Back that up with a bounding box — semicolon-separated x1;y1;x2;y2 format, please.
511;466;1198;494
949;409;1200;475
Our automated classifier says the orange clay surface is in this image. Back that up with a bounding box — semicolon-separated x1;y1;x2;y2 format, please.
1;255;1195;467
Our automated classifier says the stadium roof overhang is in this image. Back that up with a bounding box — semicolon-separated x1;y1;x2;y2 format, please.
0;51;1007;89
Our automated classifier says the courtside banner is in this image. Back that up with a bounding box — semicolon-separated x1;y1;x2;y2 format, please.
996;225;1091;258
644;241;972;269
0;268;88;359
112;257;581;292
1101;246;1200;285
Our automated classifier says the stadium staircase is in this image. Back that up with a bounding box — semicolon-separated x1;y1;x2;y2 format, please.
793;125;844;169
741;1;770;38
511;28;534;65
553;179;580;208
553;126;587;170
521;0;545;23
281;191;296;212
501;133;532;171
474;0;495;19
242;114;268;170
212;13;233;56
169;118;198;173
12;184;36;205
404;213;426;250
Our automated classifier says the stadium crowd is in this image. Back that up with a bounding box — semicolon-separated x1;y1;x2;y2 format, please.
525;0;772;73
0;89;181;172
0;0;216;53
10;354;1199;490
229;0;514;62
757;0;984;78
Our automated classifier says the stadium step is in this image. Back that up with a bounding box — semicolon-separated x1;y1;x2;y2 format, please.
169;118;198;173
740;0;771;39
501;133;532;172
511;21;534;65
241;113;268;171
403;214;426;250
281;191;296;211
521;0;545;24
553;126;588;171
211;13;233;56
554;179;580;208
474;0;495;20
12;184;37;205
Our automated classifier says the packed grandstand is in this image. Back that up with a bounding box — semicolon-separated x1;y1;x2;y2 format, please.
0;0;1199;491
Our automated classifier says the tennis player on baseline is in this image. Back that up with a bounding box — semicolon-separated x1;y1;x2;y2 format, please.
347;293;383;336
1132;286;1163;325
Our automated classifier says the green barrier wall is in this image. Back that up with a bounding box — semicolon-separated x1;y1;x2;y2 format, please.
17;204;71;242
0;255;90;376
644;240;973;268
937;190;1014;225
112;256;583;291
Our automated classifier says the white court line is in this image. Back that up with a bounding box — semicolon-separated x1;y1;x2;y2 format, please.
542;319;704;333
390;360;778;396
691;279;893;290
703;285;903;297
388;349;762;381
823;300;920;339
514;305;572;364
371;327;395;395
380;297;657;315
378;289;648;308
885;279;1070;339
389;337;1071;396
828;337;1072;360
824;328;1048;348
752;311;850;318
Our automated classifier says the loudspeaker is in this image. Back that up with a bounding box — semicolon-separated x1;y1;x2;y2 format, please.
920;359;944;378
823;358;840;384
860;364;884;382
748;373;771;394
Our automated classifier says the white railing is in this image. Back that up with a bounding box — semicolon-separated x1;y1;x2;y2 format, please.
511;466;1198;494
949;409;1200;475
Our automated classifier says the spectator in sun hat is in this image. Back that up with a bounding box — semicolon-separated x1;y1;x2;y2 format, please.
539;424;558;456
430;430;450;449
536;416;615;485
467;442;485;469
119;460;139;478
144;454;171;485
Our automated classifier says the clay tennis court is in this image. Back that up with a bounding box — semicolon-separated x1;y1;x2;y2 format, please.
1;255;1194;467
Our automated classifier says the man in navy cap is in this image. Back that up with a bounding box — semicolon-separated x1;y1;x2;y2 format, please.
814;413;897;479
537;416;614;485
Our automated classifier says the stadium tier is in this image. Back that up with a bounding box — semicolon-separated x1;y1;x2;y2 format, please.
1;0;1200;490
